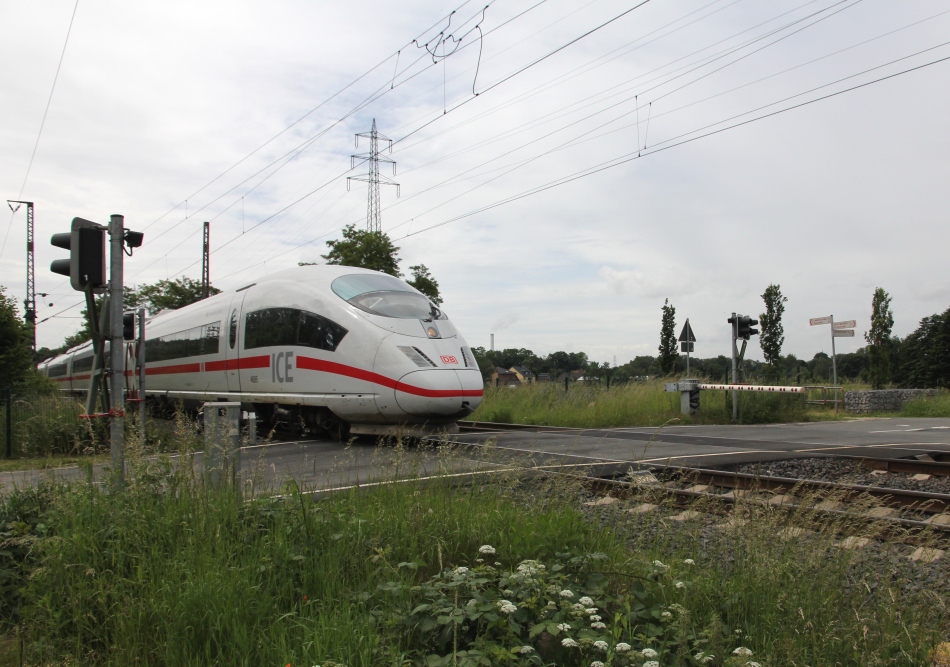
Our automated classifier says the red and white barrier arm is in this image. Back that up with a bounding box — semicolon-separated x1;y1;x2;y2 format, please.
699;384;806;394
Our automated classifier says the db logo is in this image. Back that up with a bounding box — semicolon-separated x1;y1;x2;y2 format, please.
440;355;458;364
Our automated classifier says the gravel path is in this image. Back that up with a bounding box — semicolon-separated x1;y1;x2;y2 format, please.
734;457;950;495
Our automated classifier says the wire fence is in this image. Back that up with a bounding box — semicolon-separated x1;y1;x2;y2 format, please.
0;388;98;459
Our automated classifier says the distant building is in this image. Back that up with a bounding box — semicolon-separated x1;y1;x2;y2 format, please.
492;367;521;387
536;372;552;382
509;366;536;384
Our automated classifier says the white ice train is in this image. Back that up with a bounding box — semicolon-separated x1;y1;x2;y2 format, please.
40;265;484;438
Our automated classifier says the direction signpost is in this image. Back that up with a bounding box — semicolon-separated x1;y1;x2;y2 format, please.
809;315;856;412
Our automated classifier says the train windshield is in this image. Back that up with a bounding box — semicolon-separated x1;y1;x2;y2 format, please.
331;274;445;320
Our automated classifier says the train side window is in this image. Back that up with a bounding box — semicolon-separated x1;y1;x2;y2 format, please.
244;308;298;349
72;354;95;373
298;311;348;352
229;309;238;349
48;362;68;378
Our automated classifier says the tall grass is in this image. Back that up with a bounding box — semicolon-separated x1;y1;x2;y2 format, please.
11;442;948;666
467;380;805;428
901;390;950;417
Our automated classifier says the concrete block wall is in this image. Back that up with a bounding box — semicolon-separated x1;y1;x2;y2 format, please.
843;389;937;414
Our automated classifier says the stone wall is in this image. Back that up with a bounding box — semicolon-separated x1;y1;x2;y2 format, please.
843;389;937;414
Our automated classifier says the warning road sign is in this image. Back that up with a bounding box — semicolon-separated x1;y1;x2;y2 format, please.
678;319;696;343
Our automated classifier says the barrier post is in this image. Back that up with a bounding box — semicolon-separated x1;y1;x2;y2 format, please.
203;402;241;491
4;388;11;459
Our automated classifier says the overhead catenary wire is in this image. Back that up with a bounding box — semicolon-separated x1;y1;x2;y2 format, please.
0;0;80;262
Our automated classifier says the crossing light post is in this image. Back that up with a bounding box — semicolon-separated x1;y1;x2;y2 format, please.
727;313;759;422
49;214;143;490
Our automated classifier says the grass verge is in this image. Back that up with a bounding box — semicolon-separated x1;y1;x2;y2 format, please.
466;381;809;428
4;443;948;666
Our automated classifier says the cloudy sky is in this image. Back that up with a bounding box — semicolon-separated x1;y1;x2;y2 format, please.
2;0;949;365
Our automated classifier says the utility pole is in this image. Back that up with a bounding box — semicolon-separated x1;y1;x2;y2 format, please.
201;221;210;298
347;119;399;232
109;214;126;488
7;200;35;353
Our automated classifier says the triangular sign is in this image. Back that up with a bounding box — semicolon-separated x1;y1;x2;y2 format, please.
678;319;696;343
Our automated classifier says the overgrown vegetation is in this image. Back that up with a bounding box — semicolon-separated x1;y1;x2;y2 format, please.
900;390;950;418
4;438;947;666
467;380;806;427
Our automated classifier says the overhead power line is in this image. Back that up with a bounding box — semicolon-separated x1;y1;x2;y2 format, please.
0;0;80;262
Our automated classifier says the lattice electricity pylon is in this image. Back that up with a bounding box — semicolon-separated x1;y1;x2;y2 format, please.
7;200;35;352
347;119;399;232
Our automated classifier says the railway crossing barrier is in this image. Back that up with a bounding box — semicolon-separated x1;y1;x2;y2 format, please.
203;402;241;490
665;380;807;416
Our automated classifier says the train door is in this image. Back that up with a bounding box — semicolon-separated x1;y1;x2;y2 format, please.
225;292;246;394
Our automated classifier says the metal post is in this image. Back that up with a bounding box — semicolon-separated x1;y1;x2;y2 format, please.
109;214;125;488
4;388;11;459
686;343;690;377
830;314;838;414
248;411;257;446
490;333;494;351
137;307;146;440
24;202;35;354
201;221;210;298
731;312;738;422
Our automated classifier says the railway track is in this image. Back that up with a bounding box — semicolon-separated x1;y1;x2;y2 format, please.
457;420;950;478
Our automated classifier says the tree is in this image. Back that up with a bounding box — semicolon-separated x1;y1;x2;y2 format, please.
129;277;221;315
658;298;678;375
0;286;32;386
319;225;443;305
322;224;401;277
406;264;442;305
759;284;787;368
865;287;894;389
896;307;950;389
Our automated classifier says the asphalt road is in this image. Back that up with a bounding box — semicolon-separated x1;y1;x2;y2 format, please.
4;417;949;493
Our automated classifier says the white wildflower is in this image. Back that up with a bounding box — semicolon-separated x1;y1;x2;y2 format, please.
694;652;714;664
561;638;578;648
517;560;545;576
517;646;534;654
466;599;477;607
733;647;753;657
590;621;606;630
475;558;484;563
615;642;632;653
745;662;762;667
478;545;496;554
495;562;502;566
585;607;598;614
591;662;605;667
557;623;572;632
642;648;658;659
589;614;602;622
652;560;667;568
496;600;517;614
559;589;574;598
593;640;608;651
684;558;695;565
503;589;514;596
453;566;468;575
546;600;557;609
661;611;672;619
675;581;686;589
643;662;660;667
579;596;595;606
572;603;585;611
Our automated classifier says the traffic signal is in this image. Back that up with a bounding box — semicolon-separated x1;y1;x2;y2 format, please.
123;312;136;340
737;315;759;340
50;218;106;292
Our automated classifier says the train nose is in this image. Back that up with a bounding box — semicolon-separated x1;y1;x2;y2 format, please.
394;369;482;418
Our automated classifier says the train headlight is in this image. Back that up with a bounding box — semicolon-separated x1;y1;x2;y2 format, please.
424;322;441;338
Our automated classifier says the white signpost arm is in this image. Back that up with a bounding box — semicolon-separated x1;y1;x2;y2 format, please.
830;315;838;413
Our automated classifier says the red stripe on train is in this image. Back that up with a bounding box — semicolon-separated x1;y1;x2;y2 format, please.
120;354;483;399
296;356;483;398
